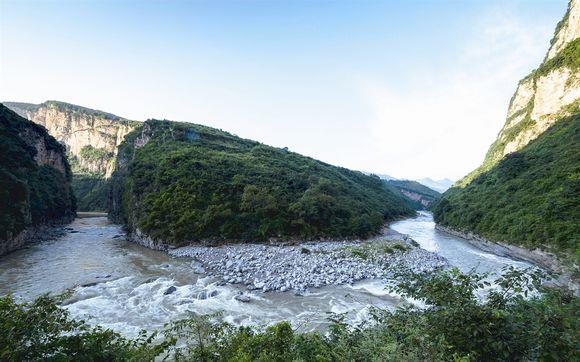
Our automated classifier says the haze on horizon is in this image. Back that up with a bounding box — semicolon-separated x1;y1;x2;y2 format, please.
0;0;567;180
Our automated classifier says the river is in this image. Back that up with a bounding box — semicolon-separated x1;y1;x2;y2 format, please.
0;212;531;337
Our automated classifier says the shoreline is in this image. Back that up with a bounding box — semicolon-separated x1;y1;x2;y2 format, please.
0;215;75;257
123;224;448;294
435;225;579;295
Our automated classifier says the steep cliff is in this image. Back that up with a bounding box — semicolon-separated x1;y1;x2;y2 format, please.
4;101;139;211
433;1;579;270
4;101;137;177
461;0;579;186
110;120;413;248
0;104;76;255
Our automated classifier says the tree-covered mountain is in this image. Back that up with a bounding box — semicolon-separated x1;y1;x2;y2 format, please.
433;0;580;265
384;179;440;209
0;104;76;255
4;101;139;211
110;120;414;246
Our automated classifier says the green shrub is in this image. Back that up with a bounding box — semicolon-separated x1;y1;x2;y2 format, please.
2;268;577;361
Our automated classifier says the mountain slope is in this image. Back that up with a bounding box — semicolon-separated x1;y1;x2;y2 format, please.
110;120;414;246
4;101;139;211
433;0;580;265
433;115;579;259
460;1;579;187
0;104;76;255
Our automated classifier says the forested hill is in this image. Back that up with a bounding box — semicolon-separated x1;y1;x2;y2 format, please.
433;0;580;264
0;104;76;255
110;120;414;245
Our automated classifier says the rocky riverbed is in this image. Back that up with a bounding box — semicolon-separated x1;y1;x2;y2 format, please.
169;230;448;295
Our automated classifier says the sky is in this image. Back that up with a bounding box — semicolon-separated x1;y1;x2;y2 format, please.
0;0;567;180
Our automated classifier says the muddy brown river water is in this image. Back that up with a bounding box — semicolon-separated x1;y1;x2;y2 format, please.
0;212;530;337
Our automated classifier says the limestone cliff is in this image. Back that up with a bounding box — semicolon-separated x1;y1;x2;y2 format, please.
433;1;579;284
461;0;580;186
0;104;76;255
4;101;138;177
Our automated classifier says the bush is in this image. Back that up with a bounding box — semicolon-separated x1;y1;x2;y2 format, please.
2;268;577;361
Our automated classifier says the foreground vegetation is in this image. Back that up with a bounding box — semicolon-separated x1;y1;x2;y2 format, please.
1;268;577;361
433;116;579;263
111;120;413;244
0;105;75;243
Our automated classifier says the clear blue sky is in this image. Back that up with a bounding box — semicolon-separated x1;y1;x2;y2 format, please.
0;0;567;180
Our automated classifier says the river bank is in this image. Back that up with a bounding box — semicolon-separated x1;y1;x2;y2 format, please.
435;224;579;294
0;216;74;257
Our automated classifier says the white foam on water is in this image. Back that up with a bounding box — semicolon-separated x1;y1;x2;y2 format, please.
348;279;391;296
64;275;294;337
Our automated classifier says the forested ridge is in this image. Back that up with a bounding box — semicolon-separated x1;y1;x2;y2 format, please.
110;120;414;244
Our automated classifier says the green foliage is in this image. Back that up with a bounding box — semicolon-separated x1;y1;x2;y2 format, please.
2;268;578;361
0;104;75;241
433;116;580;262
534;38;580;78
111;120;413;244
0;294;165;361
79;145;112;163
72;175;110;211
340;239;409;260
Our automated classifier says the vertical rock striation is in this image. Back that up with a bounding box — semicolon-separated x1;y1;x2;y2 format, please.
4;101;140;211
4;100;138;177
461;0;579;186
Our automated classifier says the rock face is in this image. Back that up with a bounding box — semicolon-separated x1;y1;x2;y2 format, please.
461;0;580;185
546;0;580;60
433;1;579;287
384;179;440;209
4;101;138;177
0;104;76;255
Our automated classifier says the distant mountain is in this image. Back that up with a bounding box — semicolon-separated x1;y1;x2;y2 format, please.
110;120;414;247
433;0;579;267
417;178;454;193
4;100;139;211
371;173;397;181
384;180;440;210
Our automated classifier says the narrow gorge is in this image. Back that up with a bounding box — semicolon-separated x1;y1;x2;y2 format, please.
5;101;139;211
